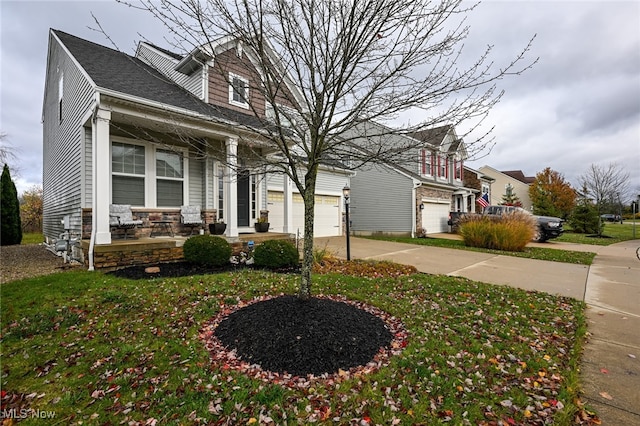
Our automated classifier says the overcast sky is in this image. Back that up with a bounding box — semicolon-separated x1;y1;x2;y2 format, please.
1;0;639;200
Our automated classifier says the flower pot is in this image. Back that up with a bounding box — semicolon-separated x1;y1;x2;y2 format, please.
254;222;270;233
209;223;227;235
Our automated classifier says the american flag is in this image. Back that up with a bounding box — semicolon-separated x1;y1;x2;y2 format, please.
477;193;490;208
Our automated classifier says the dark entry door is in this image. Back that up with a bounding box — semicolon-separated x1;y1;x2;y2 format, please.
237;170;250;227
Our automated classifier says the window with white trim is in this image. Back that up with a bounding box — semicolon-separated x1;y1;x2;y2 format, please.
58;72;64;122
156;149;184;207
420;149;433;176
229;73;249;109
454;158;463;180
112;142;145;206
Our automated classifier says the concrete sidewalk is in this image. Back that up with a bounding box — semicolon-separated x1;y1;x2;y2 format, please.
314;236;640;424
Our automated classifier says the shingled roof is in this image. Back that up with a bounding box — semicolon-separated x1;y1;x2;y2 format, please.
52;29;265;129
502;170;535;184
409;125;459;153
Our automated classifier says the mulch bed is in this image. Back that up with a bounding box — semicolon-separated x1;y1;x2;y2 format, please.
214;295;393;376
106;261;298;279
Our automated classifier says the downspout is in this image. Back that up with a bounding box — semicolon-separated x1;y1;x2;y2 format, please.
412;180;422;238
88;93;100;271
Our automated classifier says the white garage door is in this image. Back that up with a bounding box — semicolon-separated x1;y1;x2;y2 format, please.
268;192;341;237
421;201;450;234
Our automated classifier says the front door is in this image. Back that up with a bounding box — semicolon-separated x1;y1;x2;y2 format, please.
237;169;250;227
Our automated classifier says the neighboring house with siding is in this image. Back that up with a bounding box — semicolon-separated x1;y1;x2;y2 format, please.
345;122;475;236
478;166;534;210
42;29;350;268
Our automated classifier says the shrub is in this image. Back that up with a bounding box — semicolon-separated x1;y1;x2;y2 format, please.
253;239;300;269
459;211;536;252
1;164;22;246
567;203;602;234
182;235;231;267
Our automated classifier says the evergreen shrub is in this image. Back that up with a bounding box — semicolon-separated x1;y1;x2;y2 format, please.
253;239;300;269
1;164;22;246
182;235;231;267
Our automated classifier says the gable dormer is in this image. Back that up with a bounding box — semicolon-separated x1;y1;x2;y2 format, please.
136;42;208;100
413;126;466;183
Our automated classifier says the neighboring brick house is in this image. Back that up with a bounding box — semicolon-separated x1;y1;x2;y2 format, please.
42;29;350;268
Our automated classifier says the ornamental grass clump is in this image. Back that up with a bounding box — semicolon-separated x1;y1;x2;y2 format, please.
182;235;232;267
459;211;536;251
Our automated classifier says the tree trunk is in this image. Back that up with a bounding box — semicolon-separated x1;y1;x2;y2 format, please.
298;169;318;300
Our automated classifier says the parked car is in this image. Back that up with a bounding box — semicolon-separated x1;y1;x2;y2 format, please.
600;214;621;222
482;205;564;243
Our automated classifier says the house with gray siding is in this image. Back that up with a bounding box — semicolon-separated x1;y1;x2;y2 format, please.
345;122;477;236
42;29;349;269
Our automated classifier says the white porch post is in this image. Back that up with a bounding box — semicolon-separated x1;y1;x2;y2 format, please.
470;194;476;212
283;174;293;233
225;137;239;237
94;107;112;244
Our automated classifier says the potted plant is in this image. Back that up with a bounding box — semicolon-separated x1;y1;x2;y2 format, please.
209;219;227;235
254;216;270;233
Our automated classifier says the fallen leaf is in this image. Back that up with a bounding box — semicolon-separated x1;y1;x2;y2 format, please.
599;391;613;400
600;368;609;374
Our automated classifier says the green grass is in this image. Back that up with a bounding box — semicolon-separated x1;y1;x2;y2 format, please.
557;222;640;245
366;235;597;265
1;269;589;425
21;233;44;245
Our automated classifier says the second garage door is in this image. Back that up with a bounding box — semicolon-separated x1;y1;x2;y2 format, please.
268;192;341;237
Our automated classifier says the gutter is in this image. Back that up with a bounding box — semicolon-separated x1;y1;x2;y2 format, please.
88;93;100;271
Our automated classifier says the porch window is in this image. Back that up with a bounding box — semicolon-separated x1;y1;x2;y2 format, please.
229;73;249;109
112;142;145;206
156;149;184;207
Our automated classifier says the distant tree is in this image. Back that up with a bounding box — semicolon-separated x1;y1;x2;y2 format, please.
1;164;23;245
578;163;629;236
567;185;601;234
529;167;576;219
20;185;43;233
500;183;522;207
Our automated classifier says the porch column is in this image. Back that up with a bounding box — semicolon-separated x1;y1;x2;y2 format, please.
470;194;476;213
94;107;112;244
225;137;238;237
283;174;293;233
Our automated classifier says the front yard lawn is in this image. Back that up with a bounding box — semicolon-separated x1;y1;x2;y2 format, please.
1;265;593;425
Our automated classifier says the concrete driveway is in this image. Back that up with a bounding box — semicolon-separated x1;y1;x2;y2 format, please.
314;235;640;424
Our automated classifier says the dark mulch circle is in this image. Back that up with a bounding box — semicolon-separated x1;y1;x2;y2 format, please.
214;295;393;376
106;261;299;279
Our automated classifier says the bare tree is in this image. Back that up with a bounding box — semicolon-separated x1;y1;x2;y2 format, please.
120;0;536;299
578;162;630;234
0;132;17;168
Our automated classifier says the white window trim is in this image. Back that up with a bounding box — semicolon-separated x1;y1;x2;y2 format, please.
154;146;188;208
228;72;249;109
110;137;189;207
